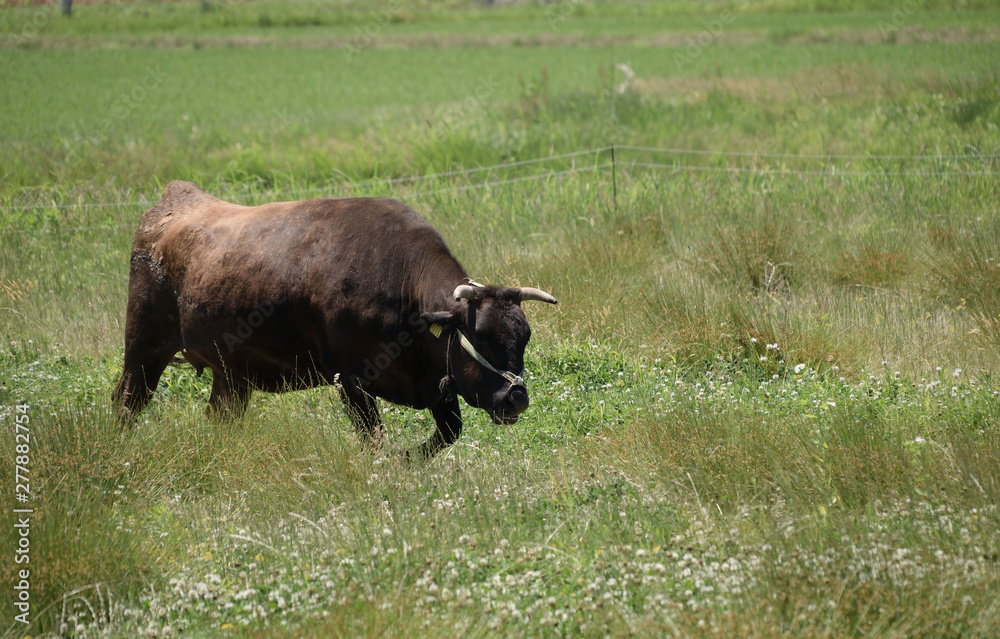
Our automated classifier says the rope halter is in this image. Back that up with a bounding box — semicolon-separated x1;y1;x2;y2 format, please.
456;330;526;389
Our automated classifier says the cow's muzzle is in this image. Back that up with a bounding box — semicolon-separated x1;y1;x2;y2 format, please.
491;386;529;425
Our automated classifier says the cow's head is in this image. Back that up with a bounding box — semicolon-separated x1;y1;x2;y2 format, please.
423;283;557;424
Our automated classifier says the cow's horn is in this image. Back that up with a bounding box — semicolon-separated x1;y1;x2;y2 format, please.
454;284;478;301
519;287;558;304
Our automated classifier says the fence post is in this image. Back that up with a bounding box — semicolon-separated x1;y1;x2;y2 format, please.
61;0;72;17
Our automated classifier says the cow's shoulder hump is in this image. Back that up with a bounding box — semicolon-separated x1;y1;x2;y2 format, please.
132;181;227;251
158;180;219;213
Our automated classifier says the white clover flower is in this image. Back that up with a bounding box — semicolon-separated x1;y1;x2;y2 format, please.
953;368;962;378
793;363;806;374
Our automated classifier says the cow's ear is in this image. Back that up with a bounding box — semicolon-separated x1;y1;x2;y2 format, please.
420;310;457;338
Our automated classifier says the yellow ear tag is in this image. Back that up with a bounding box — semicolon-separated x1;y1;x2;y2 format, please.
430;323;443;339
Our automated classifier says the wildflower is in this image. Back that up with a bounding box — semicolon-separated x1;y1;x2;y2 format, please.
793;363;806;374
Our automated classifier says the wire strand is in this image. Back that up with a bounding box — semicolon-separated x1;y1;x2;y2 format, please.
624;162;1000;177
2;144;995;225
615;145;998;162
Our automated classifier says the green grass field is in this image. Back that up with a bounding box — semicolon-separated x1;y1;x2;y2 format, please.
2;0;1000;636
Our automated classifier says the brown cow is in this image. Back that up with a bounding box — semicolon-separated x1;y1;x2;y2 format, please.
112;181;557;458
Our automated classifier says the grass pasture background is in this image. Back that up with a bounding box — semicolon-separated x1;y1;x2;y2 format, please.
2;0;1000;636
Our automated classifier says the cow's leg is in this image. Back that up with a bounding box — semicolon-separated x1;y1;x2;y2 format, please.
207;371;251;420
112;260;181;424
112;350;175;424
412;397;463;460
338;383;384;448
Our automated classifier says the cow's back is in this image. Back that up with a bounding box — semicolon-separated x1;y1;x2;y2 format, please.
128;181;465;391
133;181;455;296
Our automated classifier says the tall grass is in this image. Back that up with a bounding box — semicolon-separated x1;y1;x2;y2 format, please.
3;4;1000;637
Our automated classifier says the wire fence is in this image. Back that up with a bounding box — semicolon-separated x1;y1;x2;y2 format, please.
614;145;994;161
2;144;997;235
625;162;999;177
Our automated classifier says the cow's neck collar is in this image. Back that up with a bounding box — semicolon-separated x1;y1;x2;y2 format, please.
455;330;526;388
